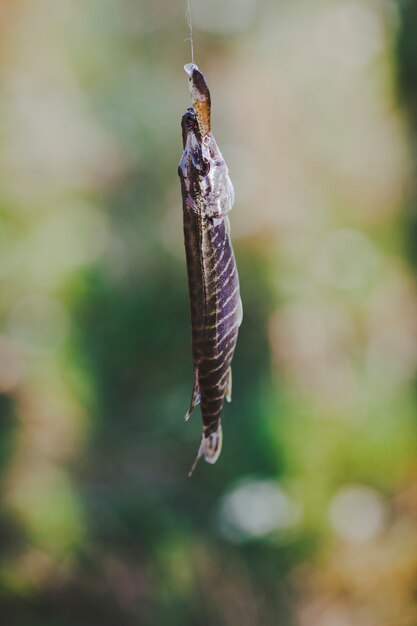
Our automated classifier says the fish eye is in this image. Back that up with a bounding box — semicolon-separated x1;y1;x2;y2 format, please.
200;158;210;177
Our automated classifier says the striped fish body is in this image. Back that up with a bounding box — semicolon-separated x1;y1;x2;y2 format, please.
184;194;241;429
179;99;242;472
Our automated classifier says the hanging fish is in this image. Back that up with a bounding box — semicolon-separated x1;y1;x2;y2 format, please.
178;63;243;475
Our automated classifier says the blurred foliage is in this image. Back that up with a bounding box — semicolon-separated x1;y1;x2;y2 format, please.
0;1;417;625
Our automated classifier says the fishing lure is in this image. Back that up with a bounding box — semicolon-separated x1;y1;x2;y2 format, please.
178;63;242;475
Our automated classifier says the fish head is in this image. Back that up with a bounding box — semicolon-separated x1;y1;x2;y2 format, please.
179;107;211;184
179;67;234;216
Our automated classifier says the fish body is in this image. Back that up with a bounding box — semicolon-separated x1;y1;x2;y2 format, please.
178;64;242;474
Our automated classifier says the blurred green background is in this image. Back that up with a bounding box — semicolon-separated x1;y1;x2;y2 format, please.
1;0;417;624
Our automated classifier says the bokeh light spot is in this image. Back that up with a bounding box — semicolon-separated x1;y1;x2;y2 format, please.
328;485;387;543
218;479;302;542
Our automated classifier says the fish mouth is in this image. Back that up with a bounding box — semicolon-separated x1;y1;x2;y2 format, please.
184;63;211;138
181;107;202;148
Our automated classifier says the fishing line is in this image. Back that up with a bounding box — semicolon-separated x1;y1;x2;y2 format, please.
185;0;195;64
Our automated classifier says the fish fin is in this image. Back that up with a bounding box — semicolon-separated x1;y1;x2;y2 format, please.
237;297;243;327
188;423;223;477
225;367;232;403
185;368;200;422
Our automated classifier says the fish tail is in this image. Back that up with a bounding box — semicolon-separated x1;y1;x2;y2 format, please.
188;422;223;477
